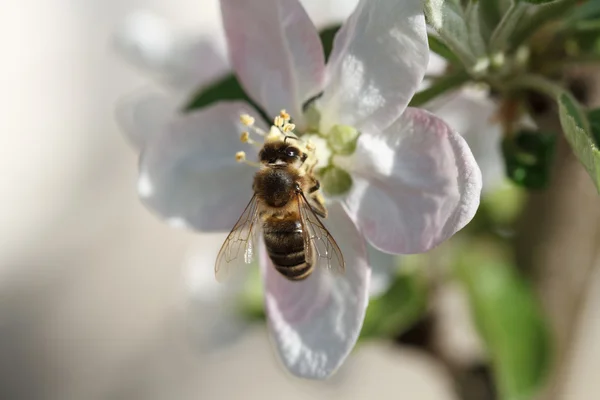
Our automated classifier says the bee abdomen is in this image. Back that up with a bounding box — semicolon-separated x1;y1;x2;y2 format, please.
263;220;313;281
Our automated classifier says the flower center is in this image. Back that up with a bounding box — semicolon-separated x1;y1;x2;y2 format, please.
234;110;359;197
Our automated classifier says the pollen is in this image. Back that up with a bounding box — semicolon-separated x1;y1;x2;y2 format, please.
273;115;284;128
235;151;246;162
279;109;290;122
240;131;250;143
240;114;255;127
306;141;316;151
282;123;296;133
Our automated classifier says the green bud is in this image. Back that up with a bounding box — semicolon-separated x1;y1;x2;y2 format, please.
327;125;360;155
319;166;353;196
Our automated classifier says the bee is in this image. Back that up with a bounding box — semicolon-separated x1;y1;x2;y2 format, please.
215;115;344;282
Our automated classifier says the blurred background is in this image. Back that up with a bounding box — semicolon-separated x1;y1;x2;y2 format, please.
2;0;600;399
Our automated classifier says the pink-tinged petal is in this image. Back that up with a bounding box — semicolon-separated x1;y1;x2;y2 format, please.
139;101;265;232
113;10;228;96
260;203;370;379
115;89;177;150
318;0;428;134
220;0;325;127
427;90;504;194
339;108;482;254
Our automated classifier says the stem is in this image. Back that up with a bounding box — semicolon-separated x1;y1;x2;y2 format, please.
409;70;470;107
490;2;528;53
508;74;565;99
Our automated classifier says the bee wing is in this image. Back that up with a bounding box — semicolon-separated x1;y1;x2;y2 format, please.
215;194;261;282
297;192;345;274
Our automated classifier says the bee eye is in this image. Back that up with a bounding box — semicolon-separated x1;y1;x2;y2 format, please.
285;148;299;158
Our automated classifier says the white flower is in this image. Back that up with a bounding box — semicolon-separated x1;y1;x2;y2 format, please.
116;0;482;379
423;55;505;195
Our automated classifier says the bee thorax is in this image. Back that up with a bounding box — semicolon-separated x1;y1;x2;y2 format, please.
254;168;297;207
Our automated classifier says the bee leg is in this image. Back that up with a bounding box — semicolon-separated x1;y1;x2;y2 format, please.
308;180;320;193
309;192;327;218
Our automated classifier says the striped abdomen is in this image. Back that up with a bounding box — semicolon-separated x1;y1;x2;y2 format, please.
263;218;312;281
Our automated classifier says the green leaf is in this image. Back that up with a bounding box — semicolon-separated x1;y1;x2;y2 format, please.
409;69;470;107
569;0;600;22
518;0;561;4
490;2;530;53
588;107;600;145
557;92;600;193
319;25;340;62
425;0;483;65
183;74;254;112
360;269;429;340
428;34;462;65
457;244;552;400
510;0;576;49
478;0;504;42
502;130;557;189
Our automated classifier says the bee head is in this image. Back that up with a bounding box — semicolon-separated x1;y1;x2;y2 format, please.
259;140;307;166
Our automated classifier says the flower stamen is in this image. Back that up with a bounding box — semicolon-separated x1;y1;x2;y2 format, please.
235;151;260;168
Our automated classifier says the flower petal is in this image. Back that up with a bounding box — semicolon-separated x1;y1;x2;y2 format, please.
339;108;482;254
139;101;265;232
113;10;228;95
367;244;398;298
317;0;428;134
115;89;177;150
260;203;370;379
220;0;325;127
427;90;504;194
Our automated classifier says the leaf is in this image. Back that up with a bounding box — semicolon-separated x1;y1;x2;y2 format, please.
569;0;600;22
428;34;462;65
457;243;552;400
557;92;600;193
510;0;576;49
465;1;488;56
588;107;600;145
425;0;483;65
319;25;340;62
409;69;470;107
360;269;429;339
490;2;530;53
502;130;557;189
478;0;504;42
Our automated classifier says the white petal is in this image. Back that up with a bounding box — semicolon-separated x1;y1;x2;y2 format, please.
260;203;370;379
220;0;325;127
113;10;228;95
367;244;398;298
139;101;264;232
339;108;482;254
317;0;428;134
115;89;177;150
113;10;175;74
427;90;505;194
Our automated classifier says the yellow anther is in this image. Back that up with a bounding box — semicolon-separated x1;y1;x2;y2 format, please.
279;109;290;122
240;131;250;143
273;115;284;128
282;123;296;133
240;114;255;126
306;141;316;151
235;151;246;162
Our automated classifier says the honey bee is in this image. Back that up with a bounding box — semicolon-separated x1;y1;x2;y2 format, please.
215;113;344;282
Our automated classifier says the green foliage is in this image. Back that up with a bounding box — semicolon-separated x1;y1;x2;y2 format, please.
478;0;504;41
409;70;470;107
183;74;256;112
428;35;462;65
557;92;600;193
502;130;556;189
588;107;600;145
424;0;486;65
360;269;429;339
457;243;552;400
